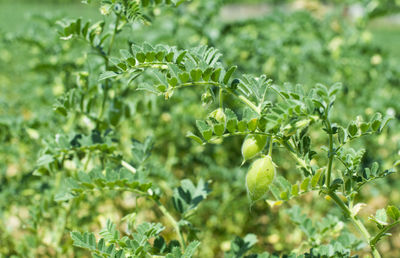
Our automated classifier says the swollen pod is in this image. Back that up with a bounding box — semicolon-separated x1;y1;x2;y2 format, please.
246;155;276;201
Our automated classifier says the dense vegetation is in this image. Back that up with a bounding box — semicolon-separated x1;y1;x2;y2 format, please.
1;0;399;257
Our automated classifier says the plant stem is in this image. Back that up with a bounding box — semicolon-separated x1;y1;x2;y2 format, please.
280;114;381;257
268;136;273;156
107;15;120;59
281;140;312;175
172;82;260;114
125;63;261;114
237;94;260;114
154;200;186;250
326;120;334;187
99;14;120;119
55;200;74;257
324;117;381;257
84;151;91;171
327;191;381;258
121;160;136;174
219;88;223;108
370;220;400;247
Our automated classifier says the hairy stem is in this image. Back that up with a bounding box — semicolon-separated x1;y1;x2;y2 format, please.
326;120;334;187
327;191;381;258
99;15;120;119
282;123;381;257
172;81;260;114
107;15;120;60
282;140;312;175
324;117;380;257
55;200;74;257
154;200;186;250
237;94;260;114
84;151;91;171
370;220;400;247
268;136;273;156
121;160;137;174
219;88;224;108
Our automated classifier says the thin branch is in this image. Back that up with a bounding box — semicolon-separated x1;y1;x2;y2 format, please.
154;200;186;250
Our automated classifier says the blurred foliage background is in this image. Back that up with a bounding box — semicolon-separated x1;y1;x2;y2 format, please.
0;0;399;257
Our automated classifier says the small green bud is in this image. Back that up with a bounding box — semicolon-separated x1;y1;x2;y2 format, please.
209;108;226;124
241;135;267;162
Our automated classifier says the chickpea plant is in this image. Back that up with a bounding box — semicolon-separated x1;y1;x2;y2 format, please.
27;0;400;257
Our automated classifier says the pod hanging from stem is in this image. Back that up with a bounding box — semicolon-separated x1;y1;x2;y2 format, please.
246;154;276;202
241;134;268;165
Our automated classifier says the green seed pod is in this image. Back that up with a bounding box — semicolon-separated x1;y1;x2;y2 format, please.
246;155;276;201
209;108;226;124
241;135;267;162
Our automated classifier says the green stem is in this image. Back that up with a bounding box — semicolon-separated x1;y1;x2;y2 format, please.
268;136;273;156
172;82;260;114
84;151;91;171
107;15;120;59
237;94;260;114
282;136;380;258
327;191;381;258
84;186;146;196
98;85;108;119
64;112;76;132
55;200;74;257
326;120;334;188
125;63;260;114
324;117;380;257
99;15;120;119
335;131;373;152
269;84;286;100
215;131;272;141
154;200;186;250
370;220;400;247
219;88;223;108
121;160;136;174
129;62;171;69
282;141;312;175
